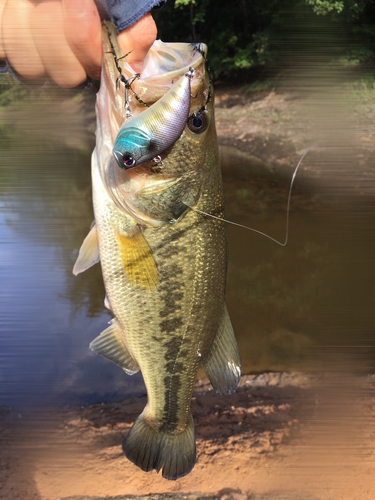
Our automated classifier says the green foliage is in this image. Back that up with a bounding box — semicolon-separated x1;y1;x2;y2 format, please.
175;0;195;5
0;74;30;107
347;69;375;98
153;0;284;77
304;0;375;63
152;0;375;78
306;0;368;17
243;78;277;93
306;0;345;15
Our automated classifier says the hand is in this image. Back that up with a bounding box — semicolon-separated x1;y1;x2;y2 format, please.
0;0;157;88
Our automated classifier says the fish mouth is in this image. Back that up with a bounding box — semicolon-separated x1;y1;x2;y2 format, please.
100;21;208;127
96;22;211;226
130;41;207;104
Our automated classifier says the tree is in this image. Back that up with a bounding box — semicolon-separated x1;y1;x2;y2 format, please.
152;0;375;78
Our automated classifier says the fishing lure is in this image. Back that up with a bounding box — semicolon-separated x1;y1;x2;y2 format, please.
113;68;196;170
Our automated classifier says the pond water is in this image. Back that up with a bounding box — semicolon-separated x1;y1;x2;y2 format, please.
1;101;375;410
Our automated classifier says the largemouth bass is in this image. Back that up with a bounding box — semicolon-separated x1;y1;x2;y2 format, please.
73;22;241;480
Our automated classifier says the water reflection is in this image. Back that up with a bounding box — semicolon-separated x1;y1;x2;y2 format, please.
0;112;146;409
1;97;375;411
222;144;375;375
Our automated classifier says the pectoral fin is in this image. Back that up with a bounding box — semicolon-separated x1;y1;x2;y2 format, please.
73;223;100;276
117;227;158;289
90;319;139;375
202;305;241;394
104;295;111;310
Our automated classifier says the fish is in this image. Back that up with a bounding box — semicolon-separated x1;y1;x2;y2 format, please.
73;21;241;480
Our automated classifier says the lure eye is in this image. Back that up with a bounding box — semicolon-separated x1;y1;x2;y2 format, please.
113;150;136;170
122;154;136;168
188;113;208;134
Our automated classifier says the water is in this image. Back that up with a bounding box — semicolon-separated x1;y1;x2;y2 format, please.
222;143;375;375
1;98;375;412
0;104;146;409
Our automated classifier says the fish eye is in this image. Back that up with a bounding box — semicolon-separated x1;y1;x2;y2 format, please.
188;113;208;134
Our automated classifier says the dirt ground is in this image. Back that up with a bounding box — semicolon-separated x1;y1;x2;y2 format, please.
1;372;375;500
214;79;375;174
1;83;375;500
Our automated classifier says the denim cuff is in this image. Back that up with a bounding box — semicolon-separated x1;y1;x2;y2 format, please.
97;0;167;32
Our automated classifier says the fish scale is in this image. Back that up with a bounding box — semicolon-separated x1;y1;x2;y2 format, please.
74;21;241;480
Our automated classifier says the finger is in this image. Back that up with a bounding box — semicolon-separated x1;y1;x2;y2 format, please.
31;0;87;88
62;0;102;80
2;0;45;78
117;12;157;73
0;0;7;59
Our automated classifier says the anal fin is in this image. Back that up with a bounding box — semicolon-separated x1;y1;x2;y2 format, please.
73;223;100;276
202;305;241;394
90;319;139;375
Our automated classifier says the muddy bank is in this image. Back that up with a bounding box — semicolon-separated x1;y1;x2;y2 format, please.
215;83;375;177
1;372;375;500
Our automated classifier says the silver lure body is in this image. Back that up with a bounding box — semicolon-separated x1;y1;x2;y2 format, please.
113;69;195;169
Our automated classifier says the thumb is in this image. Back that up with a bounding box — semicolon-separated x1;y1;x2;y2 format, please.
117;12;157;73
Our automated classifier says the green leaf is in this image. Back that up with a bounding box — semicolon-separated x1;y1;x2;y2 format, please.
175;0;196;7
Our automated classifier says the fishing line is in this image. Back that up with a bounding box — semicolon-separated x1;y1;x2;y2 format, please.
190;140;320;247
197;123;374;245
103;21;150;114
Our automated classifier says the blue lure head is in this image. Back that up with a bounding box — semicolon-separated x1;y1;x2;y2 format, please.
112;69;195;171
113;127;152;170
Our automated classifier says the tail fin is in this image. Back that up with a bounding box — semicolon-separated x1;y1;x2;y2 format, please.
122;410;196;480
